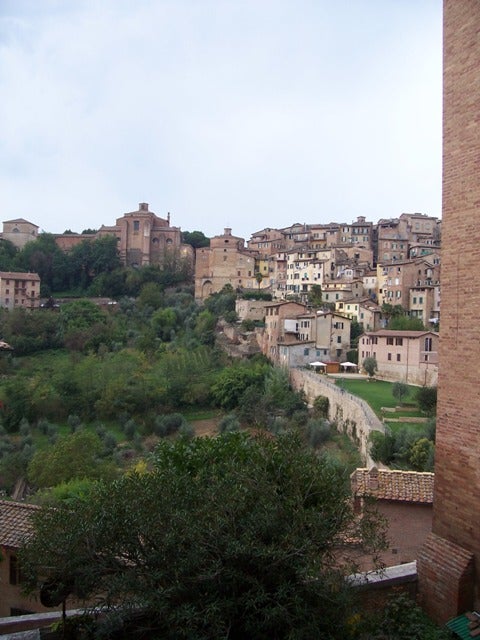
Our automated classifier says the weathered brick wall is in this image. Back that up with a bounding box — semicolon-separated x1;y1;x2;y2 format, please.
419;0;480;618
290;369;384;466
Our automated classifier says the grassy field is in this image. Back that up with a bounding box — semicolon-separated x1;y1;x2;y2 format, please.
333;378;419;418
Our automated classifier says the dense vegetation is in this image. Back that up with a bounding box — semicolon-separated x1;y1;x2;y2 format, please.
0;234;192;297
21;432;386;640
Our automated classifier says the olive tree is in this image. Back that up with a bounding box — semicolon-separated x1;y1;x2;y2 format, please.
21;432;385;640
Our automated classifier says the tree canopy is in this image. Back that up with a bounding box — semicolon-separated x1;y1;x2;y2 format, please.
21;432;385;640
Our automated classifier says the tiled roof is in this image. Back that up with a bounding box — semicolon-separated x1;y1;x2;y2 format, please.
0;500;39;549
350;467;434;504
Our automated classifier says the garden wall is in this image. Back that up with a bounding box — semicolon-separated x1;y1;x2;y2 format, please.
290;369;384;467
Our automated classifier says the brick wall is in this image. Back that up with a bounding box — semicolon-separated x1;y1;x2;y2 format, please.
418;0;480;618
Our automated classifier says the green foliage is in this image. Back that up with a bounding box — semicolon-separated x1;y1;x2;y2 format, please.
154;413;187;437
409;437;435;471
359;593;453;639
240;290;272;301
369;423;435;471
313;395;330;419
21;432;385;639
203;284;236;317
181;230;210;248
211;361;268;410
307;283;323;308
362;356;378;378
151;307;178;341
27;430;117;488
306;418;331;448
416;386;437;415
388;315;426;331
392;381;409;404
60;300;107;331
218;412;240;433
350;318;363;346
137;282;164;310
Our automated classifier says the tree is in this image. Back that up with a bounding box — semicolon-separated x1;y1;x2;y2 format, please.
181;230;210;248
27;430;117;489
308;284;323;308
363;356;378;379
21;432;385;639
416;386;437;415
392;381;409;405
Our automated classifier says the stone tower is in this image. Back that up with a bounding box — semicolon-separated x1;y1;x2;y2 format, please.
417;0;480;622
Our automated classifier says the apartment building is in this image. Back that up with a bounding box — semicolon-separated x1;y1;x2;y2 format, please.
376;256;440;310
262;301;308;360
335;297;382;330
0;271;41;310
375;213;440;266
359;329;438;385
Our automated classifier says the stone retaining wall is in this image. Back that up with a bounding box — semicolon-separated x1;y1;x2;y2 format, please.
290;369;384;467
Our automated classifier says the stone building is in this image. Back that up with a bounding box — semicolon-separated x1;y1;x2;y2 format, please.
97;202;192;268
0;271;41;310
52;203;193;269
417;0;480;623
194;228;257;301
1;218;38;249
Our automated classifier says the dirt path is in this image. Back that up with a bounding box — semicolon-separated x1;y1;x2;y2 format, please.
192;418;221;437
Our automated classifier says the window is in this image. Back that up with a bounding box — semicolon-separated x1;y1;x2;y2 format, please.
133;220;140;231
395;337;403;346
396;354;401;362
9;555;21;585
387;337;394;345
388;353;392;361
425;337;433;352
304;348;310;356
337;336;341;343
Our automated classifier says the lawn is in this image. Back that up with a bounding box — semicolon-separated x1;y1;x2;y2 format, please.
334;378;420;418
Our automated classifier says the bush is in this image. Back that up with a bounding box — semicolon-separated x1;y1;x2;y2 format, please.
416;386;437;415
313;396;329;419
178;423;195;440
218;413;240;434
154;413;186;437
306;419;331;448
124;419;137;441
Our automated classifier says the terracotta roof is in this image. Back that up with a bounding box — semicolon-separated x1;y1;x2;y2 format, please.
3;218;39;227
0;271;41;281
350;467;434;504
363;329;438;338
0;500;39;549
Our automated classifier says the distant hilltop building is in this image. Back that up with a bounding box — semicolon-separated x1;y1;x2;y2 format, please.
2;218;38;249
96;202;191;268
24;203;192;269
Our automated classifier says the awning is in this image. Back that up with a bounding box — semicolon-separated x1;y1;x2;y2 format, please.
309;361;326;367
340;361;357;368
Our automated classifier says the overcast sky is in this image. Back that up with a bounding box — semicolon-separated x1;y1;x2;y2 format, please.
0;1;442;239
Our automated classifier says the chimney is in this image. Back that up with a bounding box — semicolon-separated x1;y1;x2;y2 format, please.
224;228;232;236
139;203;149;212
368;467;379;491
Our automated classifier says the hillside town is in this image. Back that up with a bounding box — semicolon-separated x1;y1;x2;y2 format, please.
0;207;441;388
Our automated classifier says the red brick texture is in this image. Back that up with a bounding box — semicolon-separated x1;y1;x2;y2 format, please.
418;533;474;623
418;0;480;619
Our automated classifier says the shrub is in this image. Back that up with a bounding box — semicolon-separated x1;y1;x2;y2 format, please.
218;413;240;434
416;386;437;415
306;419;331;448
154;413;186;437
313;396;329;419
